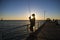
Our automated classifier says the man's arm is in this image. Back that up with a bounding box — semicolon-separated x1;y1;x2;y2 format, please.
29;16;31;22
29;16;31;20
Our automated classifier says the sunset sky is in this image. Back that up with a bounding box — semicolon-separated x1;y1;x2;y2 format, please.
0;0;60;20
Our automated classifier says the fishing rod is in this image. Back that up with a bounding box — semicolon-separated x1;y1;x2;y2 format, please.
28;0;36;19
28;0;31;17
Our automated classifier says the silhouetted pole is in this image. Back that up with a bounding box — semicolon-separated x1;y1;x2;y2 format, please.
44;11;45;20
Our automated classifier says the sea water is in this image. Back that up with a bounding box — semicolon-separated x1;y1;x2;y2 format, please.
0;20;60;40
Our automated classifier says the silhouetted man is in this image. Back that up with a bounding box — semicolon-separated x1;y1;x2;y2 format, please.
29;14;35;32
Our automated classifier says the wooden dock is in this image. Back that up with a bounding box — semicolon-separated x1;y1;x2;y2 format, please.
26;21;60;40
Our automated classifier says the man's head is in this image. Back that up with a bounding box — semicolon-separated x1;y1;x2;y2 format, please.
32;14;35;17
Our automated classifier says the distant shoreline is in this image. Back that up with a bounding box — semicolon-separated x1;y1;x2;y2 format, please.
0;20;45;21
0;20;60;21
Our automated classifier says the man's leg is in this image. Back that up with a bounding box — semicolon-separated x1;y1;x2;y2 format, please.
30;25;33;32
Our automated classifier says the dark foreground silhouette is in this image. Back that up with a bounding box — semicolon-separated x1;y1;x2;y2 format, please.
26;20;60;40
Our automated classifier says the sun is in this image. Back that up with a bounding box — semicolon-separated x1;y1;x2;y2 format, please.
31;16;33;19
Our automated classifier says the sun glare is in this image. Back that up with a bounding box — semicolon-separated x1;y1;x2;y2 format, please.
31;16;33;19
